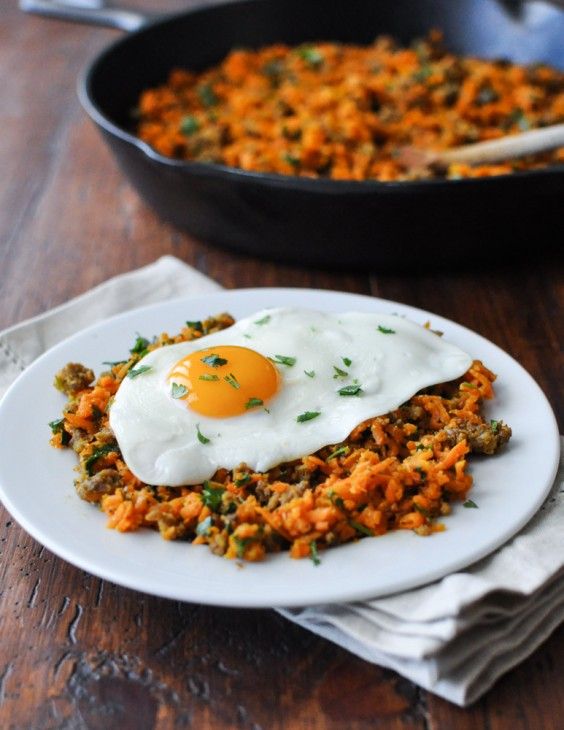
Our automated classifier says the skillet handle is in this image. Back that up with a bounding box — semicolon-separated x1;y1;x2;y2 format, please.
19;0;160;32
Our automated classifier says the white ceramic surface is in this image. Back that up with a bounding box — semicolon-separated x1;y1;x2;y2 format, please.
0;288;559;607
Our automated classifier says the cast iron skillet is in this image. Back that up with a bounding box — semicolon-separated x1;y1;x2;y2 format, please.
25;0;564;268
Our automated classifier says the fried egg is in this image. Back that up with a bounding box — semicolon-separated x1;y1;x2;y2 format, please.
109;308;472;486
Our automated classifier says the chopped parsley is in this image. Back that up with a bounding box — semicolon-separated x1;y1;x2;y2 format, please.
195;516;213;536
297;411;321;423
186;320;204;333
234;473;251;487
201;481;225;511
180;115;200;136
328;490;346;512
463;499;479;509
197;83;218;107
349;520;374;537
102;360;127;367
48;417;64;433
413;503;430;517
171;383;188;399
415;443;429;451
224;373;240;389
199;374;219;381
196;424;211;444
85;444;117;476
327;445;349;461
245;397;264;410
304;370;315;378
254;314;271;325
297;46;324;68
507;108;531;131
461;381;477;389
201;353;228;368
309;540;321;566
490;419;501;434
377;325;396;335
127;365;152;379
270;354;296;367
48;418;70;446
338;384;362;397
130;334;150;356
282;152;300;168
342;357;352;367
333;365;349;379
234;537;252;559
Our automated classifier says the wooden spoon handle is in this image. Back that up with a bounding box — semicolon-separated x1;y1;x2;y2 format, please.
440;123;564;166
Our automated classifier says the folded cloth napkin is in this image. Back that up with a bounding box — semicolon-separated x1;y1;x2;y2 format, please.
1;256;562;707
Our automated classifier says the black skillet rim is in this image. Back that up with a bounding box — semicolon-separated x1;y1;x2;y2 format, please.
78;1;564;193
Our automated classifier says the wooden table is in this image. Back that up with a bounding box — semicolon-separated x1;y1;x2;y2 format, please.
1;2;563;727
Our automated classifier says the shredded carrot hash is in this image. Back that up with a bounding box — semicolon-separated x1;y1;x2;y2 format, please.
50;314;511;563
136;30;564;181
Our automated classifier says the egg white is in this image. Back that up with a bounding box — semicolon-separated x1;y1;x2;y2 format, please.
109;308;472;486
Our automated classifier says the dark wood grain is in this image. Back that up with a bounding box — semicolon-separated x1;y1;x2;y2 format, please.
0;1;563;728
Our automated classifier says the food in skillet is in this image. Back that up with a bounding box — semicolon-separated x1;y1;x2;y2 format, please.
49;309;511;563
137;31;564;181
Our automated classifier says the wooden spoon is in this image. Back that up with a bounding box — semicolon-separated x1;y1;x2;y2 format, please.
396;123;564;172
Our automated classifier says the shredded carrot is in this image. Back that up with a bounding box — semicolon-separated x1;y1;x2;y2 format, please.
137;31;564;181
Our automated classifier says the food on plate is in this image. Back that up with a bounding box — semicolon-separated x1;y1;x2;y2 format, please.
137;31;564;181
50;309;511;563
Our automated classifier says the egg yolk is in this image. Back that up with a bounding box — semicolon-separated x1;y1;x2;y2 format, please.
168;345;280;418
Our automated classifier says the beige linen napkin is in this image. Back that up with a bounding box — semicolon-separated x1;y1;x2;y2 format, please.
1;256;562;707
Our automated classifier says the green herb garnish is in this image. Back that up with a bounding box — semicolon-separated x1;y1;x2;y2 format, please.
180;115;200;136
297;46;324;68
254;314;271;325
413;503;430;517
490;419;501;434
196;424;211;444
201;481;225;511
342;357;352;367
338;384;362;397
461;381;477;389
195;516;213;536
199;374;220;382
235;473;251;487
85;444;117;476
297;411;321;423
127;365;152;379
270;354;296;367
463;499;478;509
234;537;251;559
333;365;349;379
282;152;300;168
304;370;315;378
415;467;427;482
130;334;150;356
245;397;264;410
186;320;204;333
327;446;349;461
197;83;218;107
349;520;374;537
201;353;228;368
412;64;433;83
224;373;240;390
102;360;127;367
377;325;396;335
49;418;71;446
48;418;64;434
309;541;321;566
171;383;188;399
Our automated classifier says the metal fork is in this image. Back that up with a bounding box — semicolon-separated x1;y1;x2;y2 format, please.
19;0;158;31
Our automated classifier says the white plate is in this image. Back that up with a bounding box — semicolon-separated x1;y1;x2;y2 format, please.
0;289;559;607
